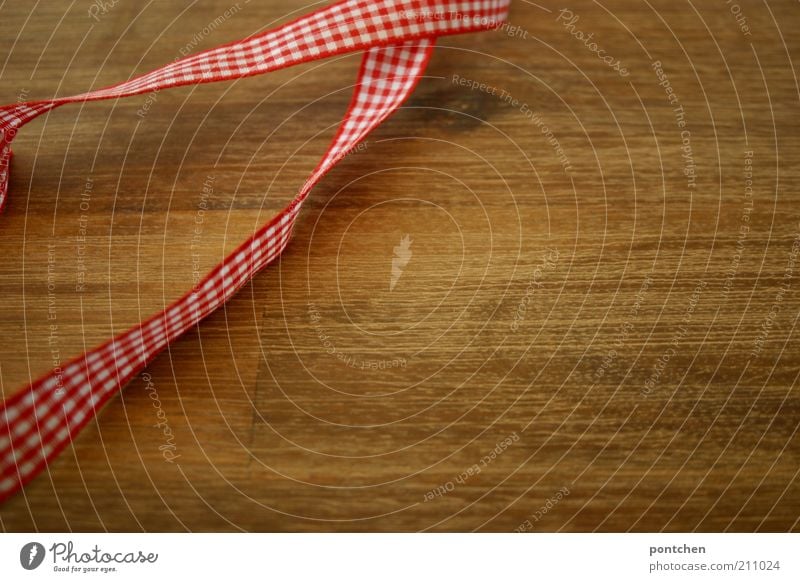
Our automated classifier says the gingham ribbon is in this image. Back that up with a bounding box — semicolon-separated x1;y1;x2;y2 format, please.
0;0;510;502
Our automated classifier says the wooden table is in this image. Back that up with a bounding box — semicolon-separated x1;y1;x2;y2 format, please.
1;0;798;532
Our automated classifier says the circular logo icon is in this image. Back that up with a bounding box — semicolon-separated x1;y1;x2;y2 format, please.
19;542;46;570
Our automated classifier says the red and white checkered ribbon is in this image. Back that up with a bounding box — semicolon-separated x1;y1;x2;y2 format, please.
0;0;510;502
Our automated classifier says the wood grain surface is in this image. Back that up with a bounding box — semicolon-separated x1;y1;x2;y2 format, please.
0;0;799;532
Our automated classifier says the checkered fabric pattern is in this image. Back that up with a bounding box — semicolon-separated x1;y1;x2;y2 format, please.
0;0;509;501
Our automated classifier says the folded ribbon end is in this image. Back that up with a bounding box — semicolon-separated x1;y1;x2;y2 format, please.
0;144;11;213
